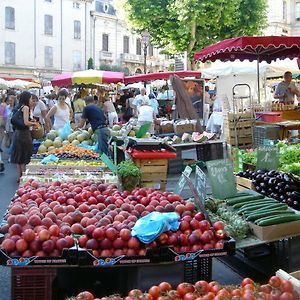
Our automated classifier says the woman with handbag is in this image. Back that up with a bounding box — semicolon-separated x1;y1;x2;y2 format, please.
11;91;37;182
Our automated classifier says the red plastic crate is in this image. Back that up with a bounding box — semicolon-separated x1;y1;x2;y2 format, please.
11;268;57;300
256;112;282;122
128;149;177;159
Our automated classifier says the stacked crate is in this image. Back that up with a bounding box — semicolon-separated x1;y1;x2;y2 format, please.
224;112;254;149
133;158;168;191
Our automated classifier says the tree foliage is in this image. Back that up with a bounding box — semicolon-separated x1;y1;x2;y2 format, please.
123;0;267;64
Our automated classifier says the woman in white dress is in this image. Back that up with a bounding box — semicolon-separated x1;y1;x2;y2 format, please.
45;89;73;132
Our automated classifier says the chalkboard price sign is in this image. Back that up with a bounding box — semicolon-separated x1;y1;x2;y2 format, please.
195;166;206;204
256;146;279;171
174;165;193;195
206;159;237;199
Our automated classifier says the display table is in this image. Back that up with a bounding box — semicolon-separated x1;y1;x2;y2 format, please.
255;120;300;139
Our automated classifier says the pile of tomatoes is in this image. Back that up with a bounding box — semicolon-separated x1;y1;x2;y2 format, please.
75;276;299;300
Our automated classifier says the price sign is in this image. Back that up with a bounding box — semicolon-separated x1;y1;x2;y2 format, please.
256;146;279;171
174;165;192;195
100;153;118;173
206;159;237;199
195;166;206;204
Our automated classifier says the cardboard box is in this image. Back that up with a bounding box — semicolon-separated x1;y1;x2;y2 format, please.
249;220;300;242
160;122;174;133
276;269;300;295
174;123;194;134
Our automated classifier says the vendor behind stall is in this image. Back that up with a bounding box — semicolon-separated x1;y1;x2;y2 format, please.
77;96;109;156
274;71;300;103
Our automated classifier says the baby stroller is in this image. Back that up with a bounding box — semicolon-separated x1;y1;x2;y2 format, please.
0;149;4;173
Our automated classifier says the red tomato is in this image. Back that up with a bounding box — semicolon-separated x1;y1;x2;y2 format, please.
194;281;210;293
148;286;161;300
201;292;215;300
279;292;294;300
259;284;272;294
210;284;221;295
158;282;172;292
280;280;294;294
241;278;255;287
76;291;94;300
241;292;256;300
167;290;180;300
128;289;143;298
217;288;231;299
176;283;195;297
231;289;242;297
183;292;197;300
269;276;282;289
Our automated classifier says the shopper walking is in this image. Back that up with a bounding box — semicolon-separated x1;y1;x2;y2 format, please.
103;98;118;127
10;91;37;182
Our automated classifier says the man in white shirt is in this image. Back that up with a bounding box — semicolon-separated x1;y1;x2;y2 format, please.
132;88;149;116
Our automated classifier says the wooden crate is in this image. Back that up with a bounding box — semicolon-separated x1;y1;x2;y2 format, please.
226;136;253;145
134;158;168;191
235;175;255;191
224;126;253;138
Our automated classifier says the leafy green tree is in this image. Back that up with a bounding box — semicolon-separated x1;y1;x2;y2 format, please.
87;57;94;69
122;0;267;68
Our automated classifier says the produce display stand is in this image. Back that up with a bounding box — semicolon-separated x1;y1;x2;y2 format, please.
255;120;300;139
169;140;225;173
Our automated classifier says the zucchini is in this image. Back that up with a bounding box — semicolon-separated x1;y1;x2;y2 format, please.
226;195;264;206
256;214;300;226
246;210;291;222
253;203;288;213
225;192;251;199
253;212;295;224
232;199;277;209
237;201;279;214
235;200;277;211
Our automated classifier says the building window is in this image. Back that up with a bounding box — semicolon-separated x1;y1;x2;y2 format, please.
123;36;129;54
74;20;81;39
5;42;15;65
73;50;82;71
283;0;287;21
44;15;53;35
136;38;141;55
102;34;109;51
148;44;154;57
73;2;80;8
5;7;15;30
45;46;53;67
296;3;300;20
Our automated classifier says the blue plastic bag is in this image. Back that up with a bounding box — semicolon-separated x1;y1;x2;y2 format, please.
41;154;59;164
78;142;99;153
131;212;180;244
59;122;72;140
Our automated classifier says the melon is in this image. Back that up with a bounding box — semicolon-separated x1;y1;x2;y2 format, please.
54;137;63;143
87;139;93;145
77;134;86;143
88;127;93;135
53;140;62;148
47;146;55;152
81;130;90;138
68;133;76;143
37;145;47;154
81;140;90;146
62;140;69;146
172;135;181;144
44;139;53;148
128;130;135;137
71;139;80;146
110;131;118;137
112;124;121;131
46;132;56;141
192;132;208;143
182;133;192;143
